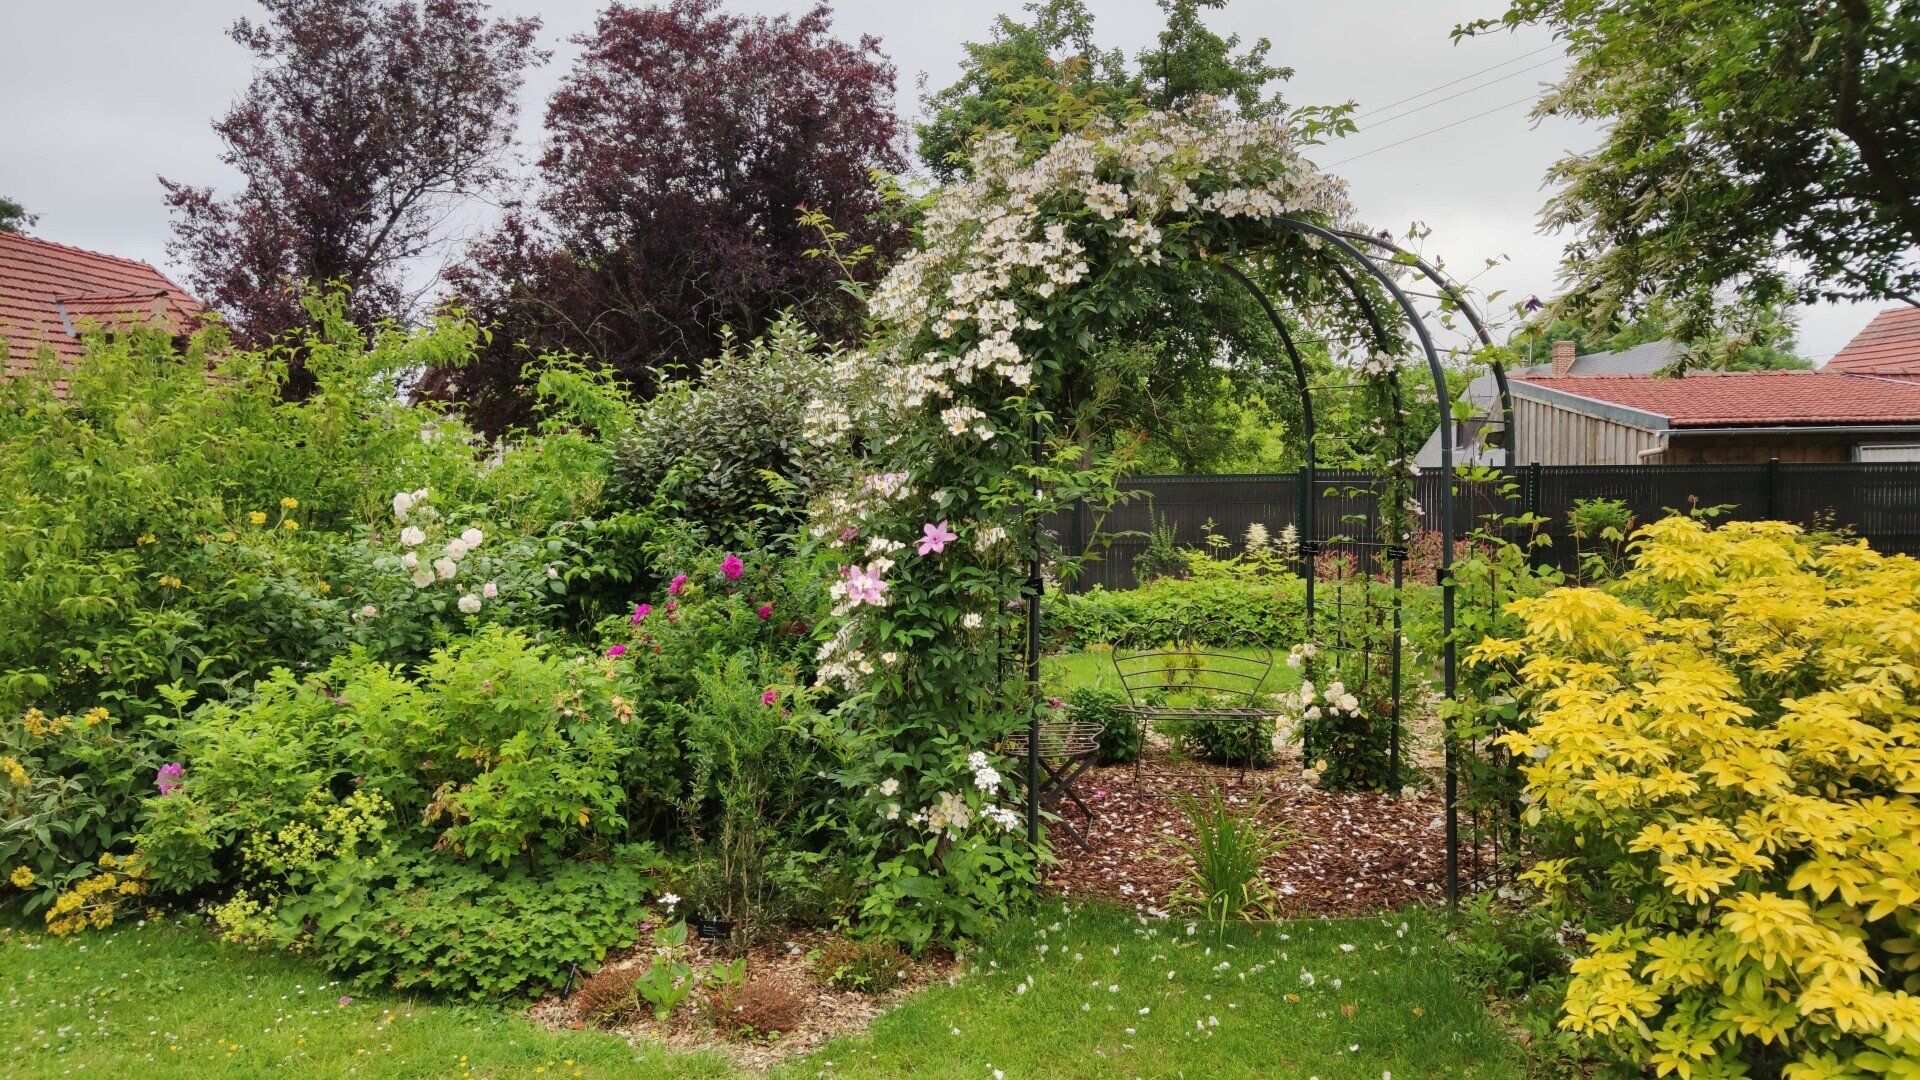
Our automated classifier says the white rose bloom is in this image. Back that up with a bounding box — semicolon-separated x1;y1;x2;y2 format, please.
879;777;900;796
401;552;419;570
399;526;426;547
444;538;469;561
358;604;377;617
482;581;498;598
433;556;458;580
974;767;1002;792
961;612;983;629
460;527;484;549
392;491;415;518
457;593;482;614
410;569;434;588
546;565;560;578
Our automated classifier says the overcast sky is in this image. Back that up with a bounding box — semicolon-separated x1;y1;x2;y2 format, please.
0;0;1886;362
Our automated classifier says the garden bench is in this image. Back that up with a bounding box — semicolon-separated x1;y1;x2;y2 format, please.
1002;716;1105;849
1109;642;1282;784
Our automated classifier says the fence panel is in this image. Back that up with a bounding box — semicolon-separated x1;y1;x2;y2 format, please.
1056;462;1920;589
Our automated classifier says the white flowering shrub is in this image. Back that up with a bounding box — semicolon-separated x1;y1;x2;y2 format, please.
800;100;1382;946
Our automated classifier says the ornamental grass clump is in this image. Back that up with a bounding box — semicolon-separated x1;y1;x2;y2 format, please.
1474;516;1920;1077
1173;790;1291;927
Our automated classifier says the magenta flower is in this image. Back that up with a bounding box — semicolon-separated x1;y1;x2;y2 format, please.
916;520;958;556
337;995;353;1007
155;762;184;796
756;602;774;620
668;573;688;597
631;602;651;624
605;644;628;658
720;554;744;580
761;689;780;706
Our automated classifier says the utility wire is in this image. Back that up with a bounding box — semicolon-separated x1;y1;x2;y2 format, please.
1358;56;1563;131
1324;93;1542;168
1349;43;1561;121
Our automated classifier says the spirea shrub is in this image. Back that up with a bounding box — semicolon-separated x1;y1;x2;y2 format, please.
1476;517;1920;1077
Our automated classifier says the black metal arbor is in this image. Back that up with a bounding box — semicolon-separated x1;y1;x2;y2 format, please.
1022;215;1512;905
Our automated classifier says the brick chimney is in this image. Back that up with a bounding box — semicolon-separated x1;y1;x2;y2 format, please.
1551;339;1577;376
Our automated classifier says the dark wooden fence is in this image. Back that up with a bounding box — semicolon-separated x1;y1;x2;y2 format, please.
1052;462;1920;591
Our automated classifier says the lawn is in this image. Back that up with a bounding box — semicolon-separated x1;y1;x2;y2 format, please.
4;907;1521;1079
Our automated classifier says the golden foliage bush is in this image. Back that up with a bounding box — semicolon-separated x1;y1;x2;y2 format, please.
1473;517;1920;1078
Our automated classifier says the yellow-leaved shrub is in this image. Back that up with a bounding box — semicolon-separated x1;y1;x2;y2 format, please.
1474;517;1920;1078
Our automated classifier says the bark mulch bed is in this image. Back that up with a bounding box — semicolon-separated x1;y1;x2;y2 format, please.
1042;750;1452;917
531;924;958;1071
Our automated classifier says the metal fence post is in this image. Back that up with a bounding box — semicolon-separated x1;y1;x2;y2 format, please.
1765;457;1781;519
1526;461;1543;566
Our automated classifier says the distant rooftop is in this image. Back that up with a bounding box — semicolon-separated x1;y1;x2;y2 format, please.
0;231;207;390
1514;370;1920;427
1826;306;1920;378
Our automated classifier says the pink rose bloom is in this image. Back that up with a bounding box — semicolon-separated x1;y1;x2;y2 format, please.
756;602;774;620
668;573;688;597
605;644;628;658
631;603;651;624
917;520;958;556
761;689;780;706
156;762;185;797
720;554;744;580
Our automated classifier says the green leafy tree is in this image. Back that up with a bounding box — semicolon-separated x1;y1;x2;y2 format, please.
916;0;1290;180
1458;0;1920;331
0;195;34;234
1513;295;1810;371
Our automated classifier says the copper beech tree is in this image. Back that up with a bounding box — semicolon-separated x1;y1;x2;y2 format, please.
431;0;906;433
162;0;543;391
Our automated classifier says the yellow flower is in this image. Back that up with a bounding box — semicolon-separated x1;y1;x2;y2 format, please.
280;497;299;509
249;511;267;526
158;574;183;589
316;581;330;594
9;866;33;889
282;519;299;532
136;533;157;546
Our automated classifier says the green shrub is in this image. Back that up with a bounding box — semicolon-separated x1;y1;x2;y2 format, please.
812;937;910;994
604;317;865;549
285;843;664;999
1181;705;1275;768
1051;573;1304;650
1;704;163;917
1063;687;1141;765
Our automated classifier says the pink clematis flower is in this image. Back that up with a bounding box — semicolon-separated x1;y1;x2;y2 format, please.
668;573;688;597
631;602;651;624
605;644;628;658
842;564;888;607
720;554;744;580
916;520;958;556
756;602;775;620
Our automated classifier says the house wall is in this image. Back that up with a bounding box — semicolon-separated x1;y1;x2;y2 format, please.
1513;396;1664;465
1664;432;1858;464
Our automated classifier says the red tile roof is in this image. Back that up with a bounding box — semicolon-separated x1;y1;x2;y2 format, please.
1827;306;1920;379
0;231;207;391
1515;371;1920;427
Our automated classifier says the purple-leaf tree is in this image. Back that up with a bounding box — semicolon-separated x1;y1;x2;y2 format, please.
431;0;905;433
162;0;543;387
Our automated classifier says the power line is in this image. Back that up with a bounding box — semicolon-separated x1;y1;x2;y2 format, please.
1324;93;1541;168
1359;56;1563;131
1349;43;1561;122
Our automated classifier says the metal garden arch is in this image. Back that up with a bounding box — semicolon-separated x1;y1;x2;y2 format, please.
1023;215;1508;904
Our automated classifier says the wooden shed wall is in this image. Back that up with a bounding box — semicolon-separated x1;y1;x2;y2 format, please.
1513;397;1664;465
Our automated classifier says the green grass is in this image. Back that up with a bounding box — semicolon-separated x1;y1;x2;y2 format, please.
775;905;1523;1078
3;907;1521;1079
1042;647;1300;700
0;919;729;1079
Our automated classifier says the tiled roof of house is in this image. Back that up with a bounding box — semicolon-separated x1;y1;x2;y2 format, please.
1514;371;1920;427
1827;306;1920;378
0;230;207;391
